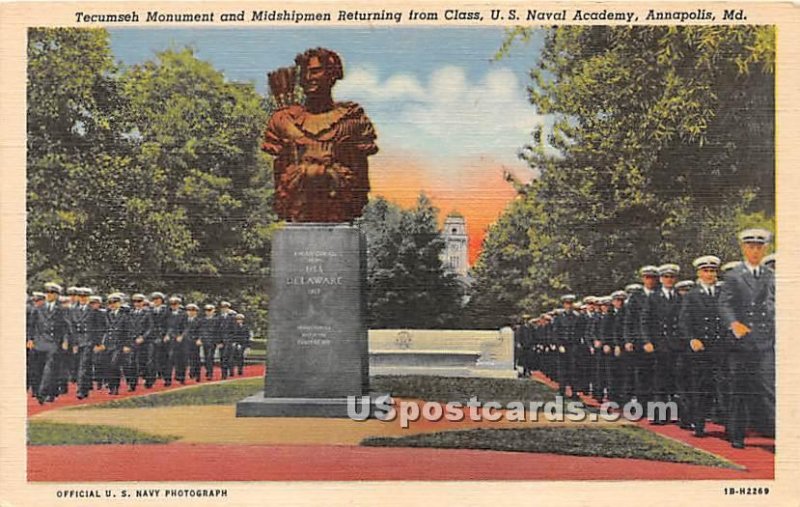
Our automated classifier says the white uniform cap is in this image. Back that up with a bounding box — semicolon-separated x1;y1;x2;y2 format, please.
639;265;659;276
738;228;771;244
692;255;721;270
658;263;680;276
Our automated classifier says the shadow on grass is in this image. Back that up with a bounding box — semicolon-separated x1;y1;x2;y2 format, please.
28;421;179;445
362;426;736;469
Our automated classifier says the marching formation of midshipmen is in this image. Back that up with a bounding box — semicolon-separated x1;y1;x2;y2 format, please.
26;290;253;404
514;229;775;449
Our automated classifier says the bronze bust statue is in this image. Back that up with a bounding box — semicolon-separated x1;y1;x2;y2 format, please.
261;48;378;222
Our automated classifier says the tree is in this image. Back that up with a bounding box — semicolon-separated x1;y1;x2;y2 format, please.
117;48;277;332
27;32;278;335
466;193;537;328
119;49;276;289
358;195;462;328
471;26;775;317
27;28;131;280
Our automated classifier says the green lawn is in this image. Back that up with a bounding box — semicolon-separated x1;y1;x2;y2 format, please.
370;375;557;405
362;426;735;468
81;375;556;410
76;377;265;409
28;421;178;445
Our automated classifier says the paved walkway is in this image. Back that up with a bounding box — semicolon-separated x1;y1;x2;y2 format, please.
34;401;622;446
27;368;774;481
28;443;768;481
27;364;265;416
532;372;774;478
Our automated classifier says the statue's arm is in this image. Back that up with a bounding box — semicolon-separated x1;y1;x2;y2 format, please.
261;107;305;155
344;109;378;155
354;116;378;155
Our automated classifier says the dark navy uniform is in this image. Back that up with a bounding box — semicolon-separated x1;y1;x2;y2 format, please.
583;307;602;398
605;296;627;402
166;305;188;383
56;297;76;395
150;301;170;385
640;286;682;423
183;310;203;381
517;321;535;377
553;305;580;397
128;305;153;391
231;316;252;376
70;301;106;397
63;287;80;389
540;316;555;379
88;299;108;390
719;259;775;444
680;282;724;434
105;306;133;394
513;323;523;374
624;282;658;403
595;303;613;401
199;309;220;379
26;294;45;395
217;309;237;379
30;296;71;402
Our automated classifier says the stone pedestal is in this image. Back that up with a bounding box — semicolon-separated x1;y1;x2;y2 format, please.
236;223;379;417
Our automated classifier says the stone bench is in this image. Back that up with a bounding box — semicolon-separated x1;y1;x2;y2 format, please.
370;349;482;367
368;329;517;378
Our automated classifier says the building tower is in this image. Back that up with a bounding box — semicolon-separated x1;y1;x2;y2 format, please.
442;212;469;277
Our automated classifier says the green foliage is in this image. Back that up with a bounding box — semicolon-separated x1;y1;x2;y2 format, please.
117;48;276;331
27;421;178;445
358;195;462;328
472;26;775;317
466;194;538;327
27;30;276;335
26;28;124;163
27;28;130;280
361;426;735;468
27;29;466;335
493;27;534;61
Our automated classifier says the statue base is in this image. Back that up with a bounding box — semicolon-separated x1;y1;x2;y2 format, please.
236;223;379;418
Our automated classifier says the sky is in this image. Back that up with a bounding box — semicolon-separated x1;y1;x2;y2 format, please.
108;27;549;263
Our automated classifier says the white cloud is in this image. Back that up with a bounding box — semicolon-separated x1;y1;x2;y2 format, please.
339;67;425;101
383;74;427;100
336;65;549;178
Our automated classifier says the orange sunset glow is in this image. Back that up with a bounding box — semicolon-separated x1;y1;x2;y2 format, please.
369;151;524;265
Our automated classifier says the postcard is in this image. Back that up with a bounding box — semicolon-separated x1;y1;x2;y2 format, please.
1;1;798;506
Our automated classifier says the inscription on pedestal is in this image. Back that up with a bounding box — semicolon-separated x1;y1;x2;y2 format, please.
264;224;368;399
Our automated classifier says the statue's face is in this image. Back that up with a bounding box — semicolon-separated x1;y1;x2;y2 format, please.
303;56;332;96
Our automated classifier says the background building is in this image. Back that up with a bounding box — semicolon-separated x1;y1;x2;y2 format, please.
442;212;469;277
442;212;474;305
